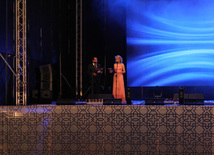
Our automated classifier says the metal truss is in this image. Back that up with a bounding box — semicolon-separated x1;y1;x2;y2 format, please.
16;0;27;105
76;0;83;98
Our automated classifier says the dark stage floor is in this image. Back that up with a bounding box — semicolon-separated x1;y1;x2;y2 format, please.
53;99;214;106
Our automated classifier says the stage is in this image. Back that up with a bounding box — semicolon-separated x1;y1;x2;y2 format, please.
1;102;214;154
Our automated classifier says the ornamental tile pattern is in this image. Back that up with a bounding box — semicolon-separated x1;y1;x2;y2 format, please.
0;105;213;154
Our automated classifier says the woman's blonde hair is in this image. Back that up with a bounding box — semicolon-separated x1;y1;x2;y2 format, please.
115;55;123;63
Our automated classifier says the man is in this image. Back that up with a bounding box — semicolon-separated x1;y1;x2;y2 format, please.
87;57;102;94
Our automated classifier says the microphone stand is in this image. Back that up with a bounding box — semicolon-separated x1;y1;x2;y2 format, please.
91;64;94;95
91;72;94;95
92;63;97;95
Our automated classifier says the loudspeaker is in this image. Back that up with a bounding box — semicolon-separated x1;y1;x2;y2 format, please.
127;88;132;105
184;98;204;105
30;90;39;104
174;93;204;105
40;90;52;104
179;88;184;105
184;94;204;105
145;98;165;105
40;64;52;90
103;98;122;105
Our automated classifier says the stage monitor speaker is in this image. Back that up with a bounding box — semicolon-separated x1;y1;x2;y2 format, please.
174;93;204;105
145;98;165;105
40;90;52;104
127;88;132;105
184;98;204;105
184;94;204;105
87;94;113;99
179;88;184;105
30;90;39;104
103;98;122;105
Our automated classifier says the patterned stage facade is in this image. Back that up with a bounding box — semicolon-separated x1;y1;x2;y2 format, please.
0;104;214;154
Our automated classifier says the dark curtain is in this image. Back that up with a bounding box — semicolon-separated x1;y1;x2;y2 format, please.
0;0;14;105
0;0;126;105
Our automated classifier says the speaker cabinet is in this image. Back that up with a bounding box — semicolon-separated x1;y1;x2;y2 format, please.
179;88;184;105
184;94;204;105
174;93;204;105
40;90;52;104
184;98;204;105
30;90;39;104
127;88;132;105
40;64;52;90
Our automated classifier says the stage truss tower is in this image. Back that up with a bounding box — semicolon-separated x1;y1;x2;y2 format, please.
15;0;27;105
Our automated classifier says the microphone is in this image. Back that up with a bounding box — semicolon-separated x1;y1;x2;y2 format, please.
94;63;98;71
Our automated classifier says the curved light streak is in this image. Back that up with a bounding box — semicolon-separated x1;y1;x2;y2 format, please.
127;0;214;87
128;49;214;86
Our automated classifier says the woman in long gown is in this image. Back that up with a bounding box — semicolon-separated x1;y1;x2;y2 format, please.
112;55;126;103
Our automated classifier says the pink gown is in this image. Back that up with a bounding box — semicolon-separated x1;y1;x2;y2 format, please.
113;63;126;103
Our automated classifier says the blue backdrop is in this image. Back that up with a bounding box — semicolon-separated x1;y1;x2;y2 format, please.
127;0;214;87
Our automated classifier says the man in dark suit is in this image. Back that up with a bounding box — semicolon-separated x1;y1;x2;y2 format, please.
87;57;102;94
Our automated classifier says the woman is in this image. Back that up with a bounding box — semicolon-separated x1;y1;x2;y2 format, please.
112;55;126;103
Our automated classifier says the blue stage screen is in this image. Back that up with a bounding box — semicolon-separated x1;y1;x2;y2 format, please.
127;0;214;86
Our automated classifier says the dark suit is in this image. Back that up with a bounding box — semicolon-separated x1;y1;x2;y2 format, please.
87;63;101;94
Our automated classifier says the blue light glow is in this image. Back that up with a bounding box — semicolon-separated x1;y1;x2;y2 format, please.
127;0;214;86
